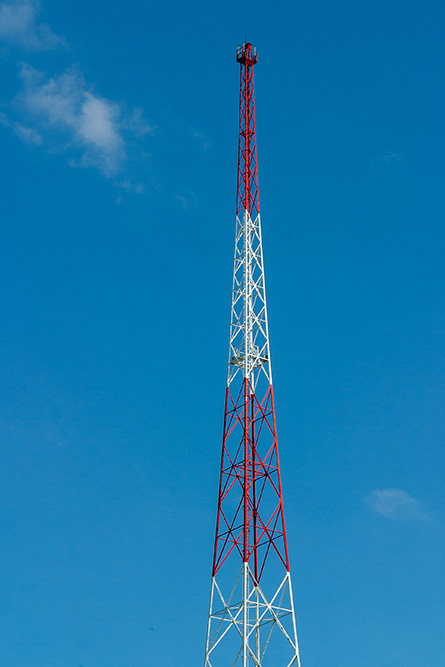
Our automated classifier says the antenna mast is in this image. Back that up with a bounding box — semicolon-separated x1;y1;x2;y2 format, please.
203;42;302;667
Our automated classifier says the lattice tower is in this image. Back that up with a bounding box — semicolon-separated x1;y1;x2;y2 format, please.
203;42;302;667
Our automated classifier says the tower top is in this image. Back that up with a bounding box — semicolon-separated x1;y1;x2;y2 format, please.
235;39;260;220
236;42;258;65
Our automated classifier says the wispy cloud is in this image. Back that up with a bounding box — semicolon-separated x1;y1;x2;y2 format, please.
0;0;199;196
189;128;212;150
0;0;64;50
122;107;156;138
366;488;429;522
0;109;42;144
8;63;153;184
17;64;125;175
384;151;402;163
0;0;154;189
174;191;197;210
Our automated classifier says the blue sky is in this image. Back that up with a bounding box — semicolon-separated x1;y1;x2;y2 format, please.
1;0;444;666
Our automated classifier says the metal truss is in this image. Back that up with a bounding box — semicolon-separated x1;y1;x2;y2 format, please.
228;210;271;391
204;563;301;667
212;380;288;580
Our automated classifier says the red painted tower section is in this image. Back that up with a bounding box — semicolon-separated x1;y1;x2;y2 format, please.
236;43;259;220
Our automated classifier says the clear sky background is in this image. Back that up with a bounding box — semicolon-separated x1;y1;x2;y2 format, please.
0;1;444;666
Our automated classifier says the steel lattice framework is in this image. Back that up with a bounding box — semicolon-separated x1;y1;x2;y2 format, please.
203;43;301;667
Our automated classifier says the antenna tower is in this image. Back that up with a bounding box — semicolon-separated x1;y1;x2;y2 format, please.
203;43;301;667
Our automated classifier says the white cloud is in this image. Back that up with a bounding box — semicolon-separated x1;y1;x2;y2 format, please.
175;191;197;209
0;1;155;190
0;109;42;144
18;64;125;176
1;63;155;186
366;488;429;522
384;151;401;163
122;107;156;138
14;119;41;143
0;0;64;50
79;93;122;152
116;178;144;193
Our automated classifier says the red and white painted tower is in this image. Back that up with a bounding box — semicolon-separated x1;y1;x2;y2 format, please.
203;43;301;667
